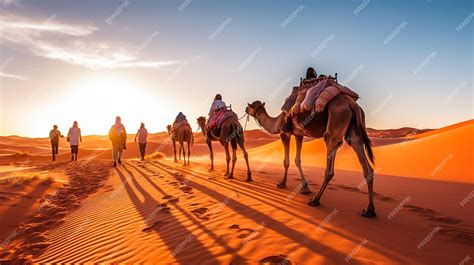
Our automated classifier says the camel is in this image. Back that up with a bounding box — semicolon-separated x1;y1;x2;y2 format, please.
245;94;376;217
197;116;252;181
166;125;182;162
166;124;193;166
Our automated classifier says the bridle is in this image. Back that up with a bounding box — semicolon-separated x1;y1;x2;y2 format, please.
248;103;267;130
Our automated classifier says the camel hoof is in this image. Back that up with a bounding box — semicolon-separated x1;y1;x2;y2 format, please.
276;183;286;189
300;183;311;194
208;168;214;172
307;200;320;207
226;175;234;180
361;208;376;218
245;177;253;182
300;187;311;194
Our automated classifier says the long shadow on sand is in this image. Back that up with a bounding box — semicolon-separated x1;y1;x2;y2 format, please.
150;161;409;263
126;163;248;263
145;161;369;264
0;181;52;241
115;166;219;264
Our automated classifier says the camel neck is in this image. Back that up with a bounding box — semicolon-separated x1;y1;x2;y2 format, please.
199;123;207;137
254;107;283;134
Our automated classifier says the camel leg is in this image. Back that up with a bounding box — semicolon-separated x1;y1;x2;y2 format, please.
277;133;291;189
223;141;231;177
295;135;311;194
173;140;177;163
348;128;376;217
238;139;252;182
227;141;237;179
187;141;191;166
308;107;351;206
308;133;341;206
180;142;186;166
206;137;214;171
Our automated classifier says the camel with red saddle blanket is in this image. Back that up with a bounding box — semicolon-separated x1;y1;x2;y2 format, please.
197;108;252;181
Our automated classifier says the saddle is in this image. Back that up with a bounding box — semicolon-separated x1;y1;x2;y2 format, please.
207;109;237;130
284;75;359;116
171;120;191;138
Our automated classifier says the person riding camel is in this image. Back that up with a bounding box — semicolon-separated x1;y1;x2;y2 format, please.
208;94;226;117
207;94;228;131
305;67;318;80
171;112;192;137
282;67;318;132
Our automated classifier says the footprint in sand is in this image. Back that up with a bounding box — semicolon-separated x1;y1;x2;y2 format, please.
260;255;291;265
142;220;168;232
192;207;208;215
236;228;257;239
162;195;173;200
168;198;179;204
159;207;172;213
180;186;193;193
437;225;474;244
191;207;209;220
229;224;240;230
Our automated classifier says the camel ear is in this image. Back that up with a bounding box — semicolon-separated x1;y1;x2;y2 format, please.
262;102;265;106
247;103;251;107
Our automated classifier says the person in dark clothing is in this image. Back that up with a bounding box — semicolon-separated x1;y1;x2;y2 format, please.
171;112;192;136
134;122;148;161
49;125;64;161
305;67;318;80
282;67;318;132
174;112;187;124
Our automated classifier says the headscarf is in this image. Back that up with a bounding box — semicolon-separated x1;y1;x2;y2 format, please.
115;116;122;134
140;122;145;128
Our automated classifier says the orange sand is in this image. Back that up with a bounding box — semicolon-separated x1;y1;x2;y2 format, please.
0;121;472;263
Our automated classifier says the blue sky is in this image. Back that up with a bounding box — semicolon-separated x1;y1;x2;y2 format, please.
0;0;472;136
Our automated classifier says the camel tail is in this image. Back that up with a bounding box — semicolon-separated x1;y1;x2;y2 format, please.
232;120;244;145
351;102;375;164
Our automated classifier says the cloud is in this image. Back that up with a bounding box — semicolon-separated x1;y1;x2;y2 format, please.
0;72;25;80
0;15;178;69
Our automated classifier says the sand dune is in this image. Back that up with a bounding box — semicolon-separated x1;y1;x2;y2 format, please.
249;120;473;183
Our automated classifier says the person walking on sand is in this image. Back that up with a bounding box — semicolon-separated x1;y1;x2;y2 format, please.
108;116;127;167
67;121;82;161
135;122;148;161
49;125;64;161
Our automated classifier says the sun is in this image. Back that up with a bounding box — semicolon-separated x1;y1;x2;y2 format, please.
33;75;173;136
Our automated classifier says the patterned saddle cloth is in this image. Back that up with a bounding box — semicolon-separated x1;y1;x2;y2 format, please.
207;110;237;130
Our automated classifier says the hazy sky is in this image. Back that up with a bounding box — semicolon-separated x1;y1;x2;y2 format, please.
0;0;472;136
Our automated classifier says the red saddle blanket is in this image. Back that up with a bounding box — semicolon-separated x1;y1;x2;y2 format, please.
207;110;237;130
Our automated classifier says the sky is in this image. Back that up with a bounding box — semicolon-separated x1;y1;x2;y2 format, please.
0;0;472;137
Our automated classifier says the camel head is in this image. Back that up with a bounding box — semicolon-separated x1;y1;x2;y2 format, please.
197;116;207;131
246;101;265;117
